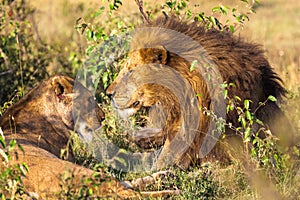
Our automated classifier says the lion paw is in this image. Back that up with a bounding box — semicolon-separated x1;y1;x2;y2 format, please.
134;128;165;149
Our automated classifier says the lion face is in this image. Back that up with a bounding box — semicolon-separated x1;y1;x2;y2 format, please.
106;46;168;96
107;46;168;117
111;77;160;119
107;46;196;154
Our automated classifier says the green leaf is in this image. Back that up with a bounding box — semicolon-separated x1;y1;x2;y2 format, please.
18;143;25;153
229;25;235;33
262;157;269;165
255;118;264;126
244;127;251;142
9;139;16;148
0;149;8;163
251;148;256;157
220;5;229;15
245;110;252;121
252;138;257;145
86;45;95;56
86;29;93;41
223;89;228;99
18;163;29;176
22;162;29;172
212;6;221;12
102;71;109;85
209;16;217;26
190;60;198;72
220;82;228;89
88;188;94;195
234;95;241;101
244;99;250;109
229;83;235;87
109;3;114;10
94;6;105;17
166;1;176;9
185;9;192;19
0;128;5;148
268;95;277;102
241;118;246;128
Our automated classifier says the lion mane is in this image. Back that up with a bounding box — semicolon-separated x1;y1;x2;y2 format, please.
107;17;295;169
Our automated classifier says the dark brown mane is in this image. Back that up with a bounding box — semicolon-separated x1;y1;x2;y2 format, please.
135;16;286;102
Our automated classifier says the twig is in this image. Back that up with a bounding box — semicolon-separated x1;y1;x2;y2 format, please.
0;48;12;76
134;0;152;25
0;70;13;76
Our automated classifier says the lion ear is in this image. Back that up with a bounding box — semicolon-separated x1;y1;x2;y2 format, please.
51;76;73;100
140;45;168;64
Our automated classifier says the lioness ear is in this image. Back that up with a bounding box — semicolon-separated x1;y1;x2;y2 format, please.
140;45;168;64
51;76;73;100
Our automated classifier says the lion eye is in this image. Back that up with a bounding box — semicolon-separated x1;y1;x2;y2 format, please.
157;53;163;62
132;101;140;107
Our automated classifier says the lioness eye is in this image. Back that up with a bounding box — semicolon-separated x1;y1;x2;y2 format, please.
89;96;96;103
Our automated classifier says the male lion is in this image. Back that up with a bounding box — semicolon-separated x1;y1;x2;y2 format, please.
0;75;140;199
106;17;296;169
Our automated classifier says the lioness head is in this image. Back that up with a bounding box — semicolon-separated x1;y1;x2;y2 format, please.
0;75;105;159
51;75;105;142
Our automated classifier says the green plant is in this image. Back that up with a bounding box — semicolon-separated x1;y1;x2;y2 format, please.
0;128;28;199
0;0;50;105
0;0;83;107
56;168;114;199
150;0;259;32
175;164;225;199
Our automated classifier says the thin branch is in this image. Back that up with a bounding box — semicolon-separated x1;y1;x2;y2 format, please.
134;0;152;25
0;70;13;76
0;48;12;77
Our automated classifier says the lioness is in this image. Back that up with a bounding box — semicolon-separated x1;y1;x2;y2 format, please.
0;75;140;199
107;16;296;169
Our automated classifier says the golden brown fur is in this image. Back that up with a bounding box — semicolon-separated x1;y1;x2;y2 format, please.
0;75;139;199
107;16;296;169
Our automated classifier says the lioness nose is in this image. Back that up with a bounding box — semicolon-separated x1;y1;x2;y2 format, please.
106;82;116;96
